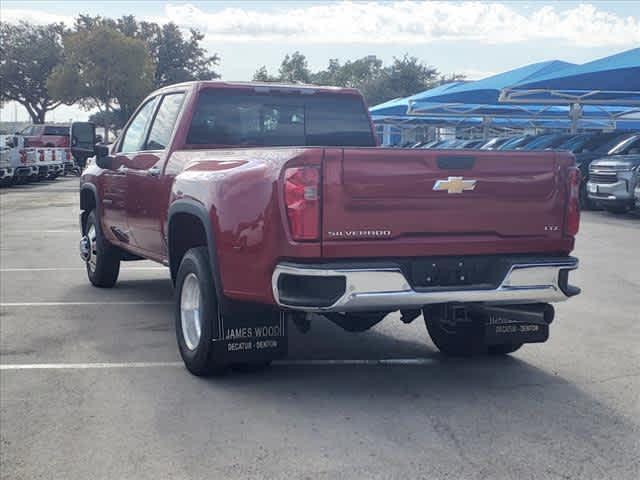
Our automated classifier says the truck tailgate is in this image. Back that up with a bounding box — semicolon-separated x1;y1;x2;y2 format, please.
322;148;572;258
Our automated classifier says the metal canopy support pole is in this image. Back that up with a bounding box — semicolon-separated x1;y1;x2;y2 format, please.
569;103;583;133
481;116;493;140
382;124;392;146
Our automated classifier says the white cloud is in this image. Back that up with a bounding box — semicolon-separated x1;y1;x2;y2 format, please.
1;2;638;47
458;68;499;81
158;1;640;47
0;8;73;25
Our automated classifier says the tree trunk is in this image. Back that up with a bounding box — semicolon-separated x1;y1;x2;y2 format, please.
103;103;111;141
34;108;46;124
21;102;39;124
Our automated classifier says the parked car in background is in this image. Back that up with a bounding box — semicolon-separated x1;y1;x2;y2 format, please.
587;152;640;213
522;133;577;151
418;139;442;148
425;139;449;148
433;138;464;149
0;146;14;186
480;137;511;150
458;139;485;149
3;136;39;184
19;124;70;148
497;135;535;150
635;180;640;210
557;132;639;209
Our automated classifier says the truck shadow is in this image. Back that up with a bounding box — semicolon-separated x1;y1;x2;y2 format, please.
160;326;637;478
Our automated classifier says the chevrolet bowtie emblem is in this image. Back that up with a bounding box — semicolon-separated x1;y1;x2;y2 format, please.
433;176;477;194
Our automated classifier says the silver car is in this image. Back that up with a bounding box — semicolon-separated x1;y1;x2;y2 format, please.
587;155;640;213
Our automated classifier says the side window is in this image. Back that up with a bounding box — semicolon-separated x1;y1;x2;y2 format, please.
119;98;158;153
145;93;185;151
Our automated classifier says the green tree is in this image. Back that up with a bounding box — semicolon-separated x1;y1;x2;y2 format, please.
252;52;312;84
149;23;220;86
438;72;467;86
48;26;154;136
253;66;278;82
88;110;126;137
0;22;65;123
353;55;440;106
278;52;312;83
313;56;383;89
72;15;219;88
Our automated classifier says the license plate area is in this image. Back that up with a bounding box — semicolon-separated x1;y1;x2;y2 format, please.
410;257;507;289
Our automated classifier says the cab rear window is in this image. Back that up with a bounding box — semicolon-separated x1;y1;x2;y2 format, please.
186;89;375;147
43;126;69;136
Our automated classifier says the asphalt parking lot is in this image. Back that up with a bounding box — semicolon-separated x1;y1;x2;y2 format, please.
1;176;638;480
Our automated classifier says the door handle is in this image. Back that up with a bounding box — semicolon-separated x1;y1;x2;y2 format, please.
147;166;161;177
116;165;128;175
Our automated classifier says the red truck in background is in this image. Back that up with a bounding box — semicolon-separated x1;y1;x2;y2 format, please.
75;81;581;376
19;124;70;148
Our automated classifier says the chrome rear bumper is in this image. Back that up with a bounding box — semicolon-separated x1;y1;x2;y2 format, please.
272;258;579;312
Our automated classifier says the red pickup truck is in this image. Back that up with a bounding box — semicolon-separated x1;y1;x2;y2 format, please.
19;124;70;148
75;81;581;376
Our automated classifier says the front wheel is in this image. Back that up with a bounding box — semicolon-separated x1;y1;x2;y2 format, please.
83;210;120;287
175;247;226;376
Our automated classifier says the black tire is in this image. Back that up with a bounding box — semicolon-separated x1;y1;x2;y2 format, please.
84;210;120;288
423;306;522;356
424;305;484;356
175;247;226;377
487;343;523;355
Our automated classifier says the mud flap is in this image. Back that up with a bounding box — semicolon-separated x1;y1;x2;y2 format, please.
212;309;288;364
481;311;550;345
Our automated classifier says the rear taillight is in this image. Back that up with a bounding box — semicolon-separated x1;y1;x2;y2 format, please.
20;151;27;164
566;167;580;236
284;166;320;241
39;150;45;162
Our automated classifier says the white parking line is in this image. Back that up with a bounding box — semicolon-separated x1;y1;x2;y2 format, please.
2;230;77;234
0;267;166;272
0;362;183;370
279;358;436;366
0;358;436;370
1;301;173;307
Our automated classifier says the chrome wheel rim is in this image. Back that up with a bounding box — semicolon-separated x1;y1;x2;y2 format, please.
87;224;98;273
180;273;202;351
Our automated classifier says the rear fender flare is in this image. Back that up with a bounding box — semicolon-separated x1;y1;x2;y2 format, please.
167;200;224;305
79;183;99;234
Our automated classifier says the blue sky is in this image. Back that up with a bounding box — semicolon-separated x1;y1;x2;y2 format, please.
2;1;639;121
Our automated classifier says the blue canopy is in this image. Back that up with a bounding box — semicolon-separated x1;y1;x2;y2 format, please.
407;102;636;120
371;113;640;131
407;60;575;107
369;82;465;116
500;48;640;105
